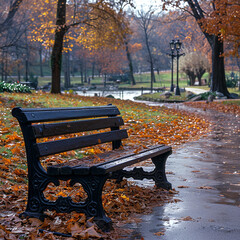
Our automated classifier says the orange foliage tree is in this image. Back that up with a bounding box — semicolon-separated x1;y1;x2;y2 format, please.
92;46;127;83
200;0;240;57
28;0;132;93
162;0;239;97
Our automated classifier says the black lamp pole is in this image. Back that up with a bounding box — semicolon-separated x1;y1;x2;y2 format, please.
175;40;184;96
169;40;175;92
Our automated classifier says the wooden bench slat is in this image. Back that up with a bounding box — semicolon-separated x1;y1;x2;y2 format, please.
12;105;120;123
72;145;163;175
48;165;90;176
36;129;128;157
91;145;164;167
90;145;172;175
33;117;124;138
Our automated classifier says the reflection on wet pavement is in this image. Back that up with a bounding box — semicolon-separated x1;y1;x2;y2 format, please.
124;102;240;240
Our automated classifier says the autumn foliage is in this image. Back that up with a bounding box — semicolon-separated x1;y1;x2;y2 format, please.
199;0;240;56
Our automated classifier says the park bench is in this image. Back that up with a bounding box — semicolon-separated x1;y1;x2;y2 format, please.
12;105;172;231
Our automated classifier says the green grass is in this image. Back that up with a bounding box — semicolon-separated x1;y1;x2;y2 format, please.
135;91;189;102
221;100;240;106
38;72;190;88
31;71;239;97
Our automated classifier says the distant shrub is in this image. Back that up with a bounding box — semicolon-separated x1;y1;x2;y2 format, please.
0;82;31;93
199;91;216;100
226;78;238;88
29;73;38;89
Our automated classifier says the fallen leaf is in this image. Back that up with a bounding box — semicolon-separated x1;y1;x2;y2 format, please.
67;222;83;236
197;186;214;189
78;226;102;239
181;216;194;221
29;218;43;227
154;231;165;236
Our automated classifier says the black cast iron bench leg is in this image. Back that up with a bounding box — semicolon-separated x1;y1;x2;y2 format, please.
71;174;113;231
151;151;172;190
109;151;172;190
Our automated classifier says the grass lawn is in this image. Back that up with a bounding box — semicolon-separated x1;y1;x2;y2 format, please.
37;71;239;97
221;100;240;106
135;91;189;102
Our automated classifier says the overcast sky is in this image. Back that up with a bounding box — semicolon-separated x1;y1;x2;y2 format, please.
133;0;161;10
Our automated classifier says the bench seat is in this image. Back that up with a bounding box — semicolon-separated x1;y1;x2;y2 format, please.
47;144;171;176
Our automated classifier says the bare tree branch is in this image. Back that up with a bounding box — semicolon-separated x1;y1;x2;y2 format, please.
0;0;24;33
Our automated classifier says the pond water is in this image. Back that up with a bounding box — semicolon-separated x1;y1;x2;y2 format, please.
76;89;151;101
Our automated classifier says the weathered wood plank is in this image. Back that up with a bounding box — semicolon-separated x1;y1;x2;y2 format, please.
12;105;120;123
36;129;128;157
48;165;90;176
33;117;124;138
91;145;172;175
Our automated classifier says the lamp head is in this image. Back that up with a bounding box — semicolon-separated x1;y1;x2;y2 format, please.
170;40;175;51
175;40;182;51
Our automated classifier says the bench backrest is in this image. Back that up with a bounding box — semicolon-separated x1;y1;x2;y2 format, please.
12;105;128;160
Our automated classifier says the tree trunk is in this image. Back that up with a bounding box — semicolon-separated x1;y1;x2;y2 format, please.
1;51;3;81
84;62;87;83
15;46;21;82
4;50;7;81
25;31;29;81
51;0;67;94
64;51;71;89
198;76;202;86
25;59;29;81
80;62;84;84
150;63;155;92
143;26;156;89
124;40;136;85
210;36;230;96
190;76;195;86
92;62;95;79
39;45;44;77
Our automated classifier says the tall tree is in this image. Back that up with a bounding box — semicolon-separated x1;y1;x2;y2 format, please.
114;11;136;85
186;0;229;95
48;0;132;93
162;0;238;97
51;0;68;93
135;7;159;92
180;50;210;86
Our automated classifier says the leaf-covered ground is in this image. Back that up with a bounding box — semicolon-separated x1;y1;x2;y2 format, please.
0;92;213;239
184;100;240;116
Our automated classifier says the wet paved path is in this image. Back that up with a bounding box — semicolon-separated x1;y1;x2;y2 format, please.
125;103;240;240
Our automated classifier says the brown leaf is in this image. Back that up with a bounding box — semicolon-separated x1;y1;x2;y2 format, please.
197;186;214;189
68;222;83;237
181;216;194;221
78;226;102;239
29;218;43;227
154;231;165;236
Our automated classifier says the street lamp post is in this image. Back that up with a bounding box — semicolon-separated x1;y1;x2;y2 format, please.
169;40;175;92
168;39;184;95
175;40;184;96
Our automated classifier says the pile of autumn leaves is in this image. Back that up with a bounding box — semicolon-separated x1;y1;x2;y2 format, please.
185;101;240;116
0;92;214;239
